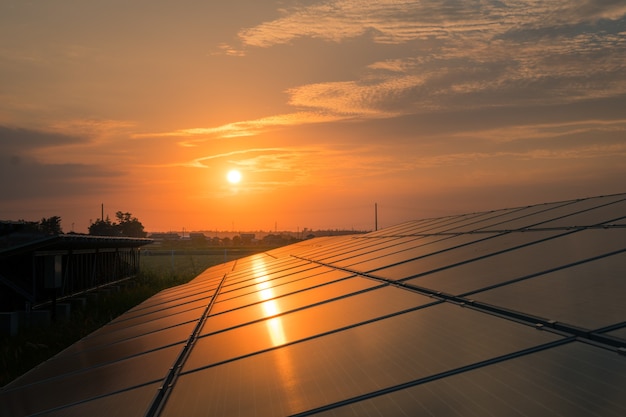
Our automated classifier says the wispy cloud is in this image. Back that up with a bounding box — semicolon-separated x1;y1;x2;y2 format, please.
208;1;626;127
237;1;626;47
133;112;344;144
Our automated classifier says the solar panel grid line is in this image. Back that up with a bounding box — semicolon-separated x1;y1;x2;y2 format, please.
458;247;626;299
277;258;623;351
458;297;625;347
81;302;208;341
594;321;626;334
401;195;625;237
311;342;626;417
24;379;163;417
406;228;626;298
363;229;588;281
144;273;229;417
290;255;389;285
218;263;324;297
219;258;315;286
1;343;185;417
294;263;596;343
432;222;626;235
519;196;626;230
10;322;201;387
360;216;447;237
477;196;621;233
463;202;572;233
576;335;626;353
283;238;367;262
177;299;445;378
56;305;207;356
287;337;577;417
66;318;197;352
418;206;532;235
4;337;191;394
199;283;391;338
311;236;437;268
205;274;368;320
108;293;214;324
119;282;219;315
336;234;503;271
387;211;496;236
210;269;356;310
302;236;420;264
357;232;513;276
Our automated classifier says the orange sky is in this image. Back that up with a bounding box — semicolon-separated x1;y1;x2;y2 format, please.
1;1;625;233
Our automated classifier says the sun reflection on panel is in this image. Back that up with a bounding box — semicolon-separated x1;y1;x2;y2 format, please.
252;258;287;347
266;317;287;346
250;259;302;411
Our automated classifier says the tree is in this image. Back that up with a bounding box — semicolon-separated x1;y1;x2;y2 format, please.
88;211;147;237
39;216;63;235
88;217;117;236
115;211;147;238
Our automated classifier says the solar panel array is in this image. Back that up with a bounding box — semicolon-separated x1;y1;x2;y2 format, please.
2;193;626;416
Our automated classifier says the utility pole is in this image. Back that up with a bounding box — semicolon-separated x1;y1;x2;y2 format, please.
375;203;378;231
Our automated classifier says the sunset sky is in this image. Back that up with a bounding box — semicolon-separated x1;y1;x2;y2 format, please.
1;1;625;233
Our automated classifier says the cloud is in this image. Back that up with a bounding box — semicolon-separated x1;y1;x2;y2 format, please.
221;1;626;120
549;0;626;24
133;112;344;144
0;125;124;201
0;125;83;153
236;1;626;48
0;154;123;200
139;1;626;145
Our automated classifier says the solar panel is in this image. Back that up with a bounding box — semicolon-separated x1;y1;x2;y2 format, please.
1;193;625;417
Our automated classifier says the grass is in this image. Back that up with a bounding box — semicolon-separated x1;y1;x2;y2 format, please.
0;248;261;388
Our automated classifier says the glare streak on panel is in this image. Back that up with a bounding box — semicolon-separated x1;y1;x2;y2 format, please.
202;277;380;335
220;260;318;292
184;287;434;372
312;342;626;417
211;268;353;310
163;303;562;417
216;264;327;302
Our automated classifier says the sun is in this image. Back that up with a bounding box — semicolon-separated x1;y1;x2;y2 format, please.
227;169;242;184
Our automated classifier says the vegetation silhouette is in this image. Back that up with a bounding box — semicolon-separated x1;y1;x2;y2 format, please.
88;211;147;237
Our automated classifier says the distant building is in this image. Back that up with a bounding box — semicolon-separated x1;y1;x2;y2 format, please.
147;232;180;247
240;233;256;245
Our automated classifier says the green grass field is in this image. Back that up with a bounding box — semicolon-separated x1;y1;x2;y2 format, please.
0;247;265;387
